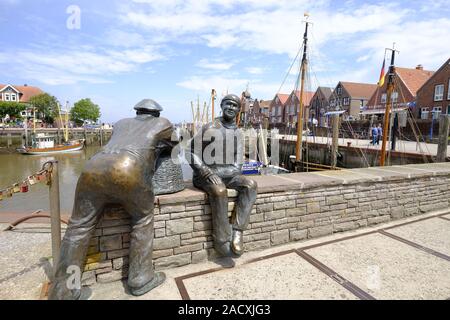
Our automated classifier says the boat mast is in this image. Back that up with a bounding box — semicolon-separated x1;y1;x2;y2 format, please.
380;44;399;166
211;89;216;121
64;101;69;142
295;14;310;162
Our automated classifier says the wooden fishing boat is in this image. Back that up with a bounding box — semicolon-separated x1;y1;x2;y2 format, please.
17;133;84;155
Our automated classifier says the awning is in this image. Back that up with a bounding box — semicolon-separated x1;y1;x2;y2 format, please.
324;110;346;116
360;107;407;115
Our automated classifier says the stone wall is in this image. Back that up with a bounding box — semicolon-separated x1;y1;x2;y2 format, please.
81;162;450;285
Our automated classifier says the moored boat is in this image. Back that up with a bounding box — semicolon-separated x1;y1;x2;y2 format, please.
17;133;84;155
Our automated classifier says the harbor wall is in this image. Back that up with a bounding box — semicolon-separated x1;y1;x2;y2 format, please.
81;162;450;285
0;128;112;149
279;140;435;169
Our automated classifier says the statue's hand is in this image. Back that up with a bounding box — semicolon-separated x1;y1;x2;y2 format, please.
207;174;222;185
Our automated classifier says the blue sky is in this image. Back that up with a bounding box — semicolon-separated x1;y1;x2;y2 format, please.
0;0;449;124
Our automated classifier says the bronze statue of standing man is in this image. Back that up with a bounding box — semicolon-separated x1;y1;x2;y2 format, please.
49;99;172;300
187;94;258;258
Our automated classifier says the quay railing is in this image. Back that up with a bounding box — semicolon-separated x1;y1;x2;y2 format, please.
1;160;67;269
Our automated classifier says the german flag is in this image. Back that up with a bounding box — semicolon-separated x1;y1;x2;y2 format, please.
378;58;385;87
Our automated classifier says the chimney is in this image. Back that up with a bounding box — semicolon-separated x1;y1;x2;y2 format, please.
416;64;423;70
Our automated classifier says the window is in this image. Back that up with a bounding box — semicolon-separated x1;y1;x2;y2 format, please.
432;106;442;120
4;93;10;101
391;91;398;103
381;93;387;103
329;99;335;107
10;94;16;101
434;84;444;101
337;87;342;95
447;105;450;115
448;79;450;100
343;97;349;105
421;107;429;119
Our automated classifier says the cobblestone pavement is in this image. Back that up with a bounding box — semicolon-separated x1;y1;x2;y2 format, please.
1;209;449;300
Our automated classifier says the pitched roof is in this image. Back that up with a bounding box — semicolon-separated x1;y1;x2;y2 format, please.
259;100;271;108
395;66;434;96
318;87;333;100
293;90;315;105
340;82;377;99
275;93;290;105
0;84;44;102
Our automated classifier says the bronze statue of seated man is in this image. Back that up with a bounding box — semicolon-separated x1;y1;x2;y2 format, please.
186;94;258;257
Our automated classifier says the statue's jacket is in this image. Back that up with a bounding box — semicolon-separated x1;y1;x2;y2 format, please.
187;118;244;182
82;114;173;193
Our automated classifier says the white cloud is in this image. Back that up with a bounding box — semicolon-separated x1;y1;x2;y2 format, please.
245;67;265;75
177;75;248;93
196;59;234;71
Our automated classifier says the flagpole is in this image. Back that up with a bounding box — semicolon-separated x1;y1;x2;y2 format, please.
380;44;399;166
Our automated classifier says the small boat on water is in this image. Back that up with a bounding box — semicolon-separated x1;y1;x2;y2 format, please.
17;133;85;155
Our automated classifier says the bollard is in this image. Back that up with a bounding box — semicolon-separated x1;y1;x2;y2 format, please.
48;161;62;272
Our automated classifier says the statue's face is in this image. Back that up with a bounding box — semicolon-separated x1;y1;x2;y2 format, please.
221;99;240;121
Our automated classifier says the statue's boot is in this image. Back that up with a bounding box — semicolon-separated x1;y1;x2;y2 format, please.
231;229;244;256
215;241;232;257
129;272;166;296
48;283;92;300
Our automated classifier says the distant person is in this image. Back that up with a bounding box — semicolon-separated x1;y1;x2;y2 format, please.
371;125;378;145
377;124;382;145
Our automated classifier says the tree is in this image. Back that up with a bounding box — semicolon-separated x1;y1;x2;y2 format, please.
28;93;59;123
70;98;101;126
0;101;26;120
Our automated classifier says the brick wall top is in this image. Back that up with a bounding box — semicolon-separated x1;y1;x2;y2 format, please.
156;163;450;205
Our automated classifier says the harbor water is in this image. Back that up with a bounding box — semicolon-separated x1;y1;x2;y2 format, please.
0;146;193;216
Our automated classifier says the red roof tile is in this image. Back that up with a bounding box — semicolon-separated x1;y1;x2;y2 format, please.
0;84;44;103
276;93;290;105
293;90;315;106
395;67;434;96
340;82;377;99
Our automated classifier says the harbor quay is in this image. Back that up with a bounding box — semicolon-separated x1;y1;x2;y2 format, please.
1;162;449;299
81;162;450;284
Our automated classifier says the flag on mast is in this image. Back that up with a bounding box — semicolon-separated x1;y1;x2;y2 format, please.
378;58;385;87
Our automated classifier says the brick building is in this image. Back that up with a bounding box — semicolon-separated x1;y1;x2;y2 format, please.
416;58;450;119
248;99;270;126
269;93;289;124
329;82;377;119
283;90;314;124
310;87;333;126
365;65;434;118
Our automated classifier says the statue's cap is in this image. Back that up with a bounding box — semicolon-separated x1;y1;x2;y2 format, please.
221;94;241;107
134;99;163;112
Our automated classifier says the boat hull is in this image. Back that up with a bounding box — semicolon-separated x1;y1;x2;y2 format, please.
18;142;85;155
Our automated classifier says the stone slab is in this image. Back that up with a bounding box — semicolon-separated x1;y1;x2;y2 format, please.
312;170;380;184
183;253;358;300
386;217;450;256
305;233;450;299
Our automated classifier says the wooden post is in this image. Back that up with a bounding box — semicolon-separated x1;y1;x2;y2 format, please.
100;127;103;146
331;113;339;168
7;133;11;148
49;161;61;271
437;115;450;162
